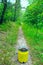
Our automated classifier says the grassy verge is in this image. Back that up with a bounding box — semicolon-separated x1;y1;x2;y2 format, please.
22;23;43;65
0;21;19;65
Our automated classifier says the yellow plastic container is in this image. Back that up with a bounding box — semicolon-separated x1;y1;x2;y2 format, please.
18;49;29;63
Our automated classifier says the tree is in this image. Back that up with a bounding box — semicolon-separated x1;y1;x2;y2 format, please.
14;0;21;21
0;0;7;24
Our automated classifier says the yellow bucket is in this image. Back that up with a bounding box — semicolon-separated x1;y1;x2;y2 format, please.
18;48;29;63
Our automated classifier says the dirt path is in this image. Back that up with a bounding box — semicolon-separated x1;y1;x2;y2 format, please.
13;27;32;65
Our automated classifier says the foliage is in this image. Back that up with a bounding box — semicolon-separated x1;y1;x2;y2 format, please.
23;0;43;28
28;0;33;4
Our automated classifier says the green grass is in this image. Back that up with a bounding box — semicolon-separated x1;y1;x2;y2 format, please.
0;21;19;65
22;23;43;65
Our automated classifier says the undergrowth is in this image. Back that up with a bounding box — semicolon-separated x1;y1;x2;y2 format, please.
22;23;43;65
0;21;19;65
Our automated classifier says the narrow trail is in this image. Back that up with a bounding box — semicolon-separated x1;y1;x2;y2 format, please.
14;27;32;65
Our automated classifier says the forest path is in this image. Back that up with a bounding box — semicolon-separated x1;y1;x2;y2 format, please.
13;27;32;65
